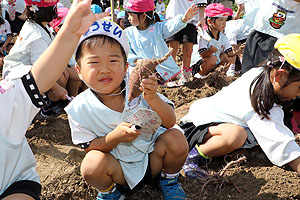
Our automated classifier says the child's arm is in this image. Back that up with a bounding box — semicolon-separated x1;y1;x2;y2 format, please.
200;45;218;58
31;0;109;94
82;122;141;153
160;4;198;39
1;35;12;53
181;4;199;23
227;43;245;57
141;75;176;128
233;3;244;20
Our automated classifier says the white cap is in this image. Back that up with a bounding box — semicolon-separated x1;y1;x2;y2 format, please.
74;19;129;57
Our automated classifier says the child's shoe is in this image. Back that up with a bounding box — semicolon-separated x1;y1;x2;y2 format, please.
226;68;236;77
40;104;62;118
180;66;192;83
160;177;186;200
226;64;236;77
97;187;125;200
182;146;208;179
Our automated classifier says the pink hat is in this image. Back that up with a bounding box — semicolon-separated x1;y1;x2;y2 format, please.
25;0;58;7
49;7;69;29
124;0;154;13
224;7;233;16
205;3;230;18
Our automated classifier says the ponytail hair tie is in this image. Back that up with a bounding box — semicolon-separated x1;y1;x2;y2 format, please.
267;61;273;68
279;56;285;63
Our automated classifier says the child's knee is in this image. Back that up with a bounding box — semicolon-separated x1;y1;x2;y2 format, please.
162;128;189;154
226;125;247;148
199;57;216;75
80;150;108;181
220;53;230;64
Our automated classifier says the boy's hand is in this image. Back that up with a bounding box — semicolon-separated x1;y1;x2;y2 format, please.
140;75;158;102
61;0;109;37
182;4;199;23
113;122;141;143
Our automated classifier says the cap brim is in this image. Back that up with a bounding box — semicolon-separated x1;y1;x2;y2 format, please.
124;6;139;13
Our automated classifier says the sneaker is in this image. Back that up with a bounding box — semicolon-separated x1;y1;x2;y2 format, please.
182;146;208;179
165;80;184;88
40;105;61;118
160;177;186;200
181;67;192;83
226;69;236;77
194;73;207;79
97;188;125;200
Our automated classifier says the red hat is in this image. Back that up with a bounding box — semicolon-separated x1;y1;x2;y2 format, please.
124;0;154;13
25;0;58;7
205;3;230;18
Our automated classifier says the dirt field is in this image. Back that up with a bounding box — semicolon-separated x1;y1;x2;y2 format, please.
25;64;300;200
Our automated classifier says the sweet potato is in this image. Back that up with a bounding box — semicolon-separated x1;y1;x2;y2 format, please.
128;49;173;101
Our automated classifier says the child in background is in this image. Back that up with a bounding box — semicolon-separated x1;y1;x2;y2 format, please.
180;34;300;179
50;7;83;98
124;0;199;85
241;0;300;135
192;3;242;77
0;11;12;56
1;0;25;35
117;10;125;29
65;19;189;200
2;0;69;117
165;0;207;86
224;14;253;76
0;0;108;199
241;0;300;74
0;9;12;70
2;0;57;76
155;0;165;15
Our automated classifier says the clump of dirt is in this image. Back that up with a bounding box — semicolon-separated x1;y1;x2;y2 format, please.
158;69;237;108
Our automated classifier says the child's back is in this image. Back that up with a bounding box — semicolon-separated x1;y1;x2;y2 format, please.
242;0;300;74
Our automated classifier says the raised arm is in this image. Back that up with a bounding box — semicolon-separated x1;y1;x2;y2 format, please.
31;0;109;94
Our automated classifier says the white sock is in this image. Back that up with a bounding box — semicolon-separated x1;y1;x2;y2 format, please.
161;171;180;179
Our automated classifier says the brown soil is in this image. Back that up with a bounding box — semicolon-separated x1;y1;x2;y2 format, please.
21;46;300;200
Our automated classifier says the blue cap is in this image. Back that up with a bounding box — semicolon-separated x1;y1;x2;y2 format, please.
91;4;102;14
117;11;125;19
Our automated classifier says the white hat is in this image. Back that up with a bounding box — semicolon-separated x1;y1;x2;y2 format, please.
75;19;129;57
